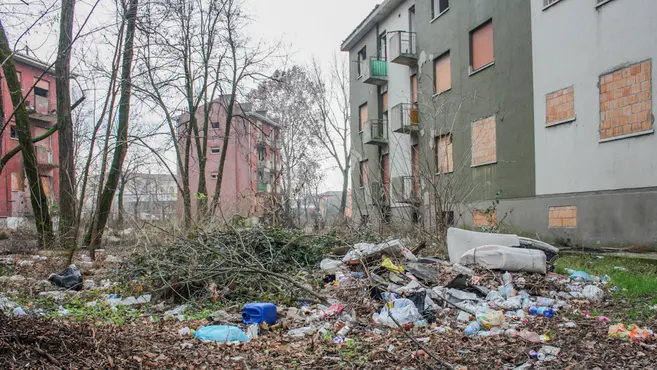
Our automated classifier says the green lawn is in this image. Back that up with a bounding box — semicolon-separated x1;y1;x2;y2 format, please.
556;254;657;321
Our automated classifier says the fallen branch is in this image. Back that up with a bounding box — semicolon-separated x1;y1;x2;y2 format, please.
389;313;454;370
33;344;60;366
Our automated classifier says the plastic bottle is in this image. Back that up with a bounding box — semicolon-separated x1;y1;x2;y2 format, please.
529;306;555;318
464;321;481;335
536;297;556;307
336;324;351;337
502;272;512;285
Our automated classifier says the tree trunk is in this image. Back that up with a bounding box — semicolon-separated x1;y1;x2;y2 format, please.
57;0;77;249
339;166;349;217
117;175;125;229
0;21;54;247
88;0;138;259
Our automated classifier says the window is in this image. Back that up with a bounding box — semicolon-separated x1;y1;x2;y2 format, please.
431;0;449;19
210;147;220;154
435;134;453;174
9;125;17;140
410;74;418;104
211;121;220;129
379;32;387;60
546;87;575;126
359;103;368;132
33;79;49;113
359;160;368;187
210;172;218;179
470;20;494;72
257;146;266;161
434;51;451;94
357;47;367;77
549;206;577;228
599;60;652;140
471;115;497;166
381;92;388;113
11;172;24;191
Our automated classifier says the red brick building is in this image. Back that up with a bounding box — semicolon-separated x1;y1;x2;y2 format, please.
177;97;282;223
0;53;59;225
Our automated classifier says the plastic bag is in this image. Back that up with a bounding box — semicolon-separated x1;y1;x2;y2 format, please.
372;298;422;327
608;324;629;341
48;264;83;291
194;325;249;342
476;310;504;329
381;258;404;273
628;325;651;343
320;259;342;273
582;285;604;302
287;325;317;338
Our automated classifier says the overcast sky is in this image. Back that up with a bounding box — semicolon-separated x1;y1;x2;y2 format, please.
244;0;379;191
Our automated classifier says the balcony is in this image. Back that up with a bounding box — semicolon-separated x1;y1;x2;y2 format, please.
389;31;417;66
257;182;267;192
392;176;420;204
273;138;283;149
391;103;421;134
362;119;388;146
36;146;56;168
26;105;56;129
360;56;387;85
258;159;272;171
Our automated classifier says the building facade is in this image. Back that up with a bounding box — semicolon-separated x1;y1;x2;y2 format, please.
120;173;178;221
177;98;282;224
343;0;657;247
341;0;535;232
525;0;657;246
0;53;59;227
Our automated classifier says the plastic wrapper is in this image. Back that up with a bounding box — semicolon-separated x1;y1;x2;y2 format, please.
372;298;422;328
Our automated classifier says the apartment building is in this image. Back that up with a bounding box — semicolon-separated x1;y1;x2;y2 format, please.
524;0;657;246
341;0;535;230
177;97;282;223
0;53;59;227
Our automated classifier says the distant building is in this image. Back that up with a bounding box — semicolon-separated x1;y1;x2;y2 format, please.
0;53;59;227
120;173;177;221
177;97;282;223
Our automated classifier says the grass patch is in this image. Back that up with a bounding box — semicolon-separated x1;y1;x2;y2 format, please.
556;254;657;321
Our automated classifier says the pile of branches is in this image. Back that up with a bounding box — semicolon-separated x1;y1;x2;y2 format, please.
135;227;341;304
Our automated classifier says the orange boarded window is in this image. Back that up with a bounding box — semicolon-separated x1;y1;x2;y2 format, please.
470;20;494;71
434;51;451;93
11;172;24;191
435;134;453;174
381;92;388;112
359;103;368;132
471;115;497;166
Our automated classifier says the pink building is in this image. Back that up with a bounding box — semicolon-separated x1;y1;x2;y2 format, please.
177;98;282;222
0;53;59;225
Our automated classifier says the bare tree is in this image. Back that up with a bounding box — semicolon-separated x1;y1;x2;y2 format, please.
56;0;77;249
306;55;351;218
87;0;139;259
248;66;319;224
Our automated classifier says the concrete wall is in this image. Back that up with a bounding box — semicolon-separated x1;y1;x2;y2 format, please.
531;0;657;195
414;0;535;202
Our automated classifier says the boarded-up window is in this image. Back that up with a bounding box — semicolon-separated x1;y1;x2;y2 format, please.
470;20;494;71
360;160;369;186
381;92;388;112
11;172;24;191
435;134;453;174
471;115;497;166
33;78;50;114
434;51;451;93
40;176;51;198
359;103;368;132
411;74;418;104
473;209;496;227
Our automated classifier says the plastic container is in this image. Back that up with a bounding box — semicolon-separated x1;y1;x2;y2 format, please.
536;297;556;307
242;302;277;325
194;325;249;342
529;306;555;318
464;321;481;335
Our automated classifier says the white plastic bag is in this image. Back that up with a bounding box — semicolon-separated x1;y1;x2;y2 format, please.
582;285;604;302
320;259;342;273
372;298;422;327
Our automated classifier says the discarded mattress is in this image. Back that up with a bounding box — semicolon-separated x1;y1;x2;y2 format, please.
459;245;547;274
447;228;519;263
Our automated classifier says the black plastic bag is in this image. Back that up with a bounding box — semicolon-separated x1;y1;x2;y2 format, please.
48;264;83;291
